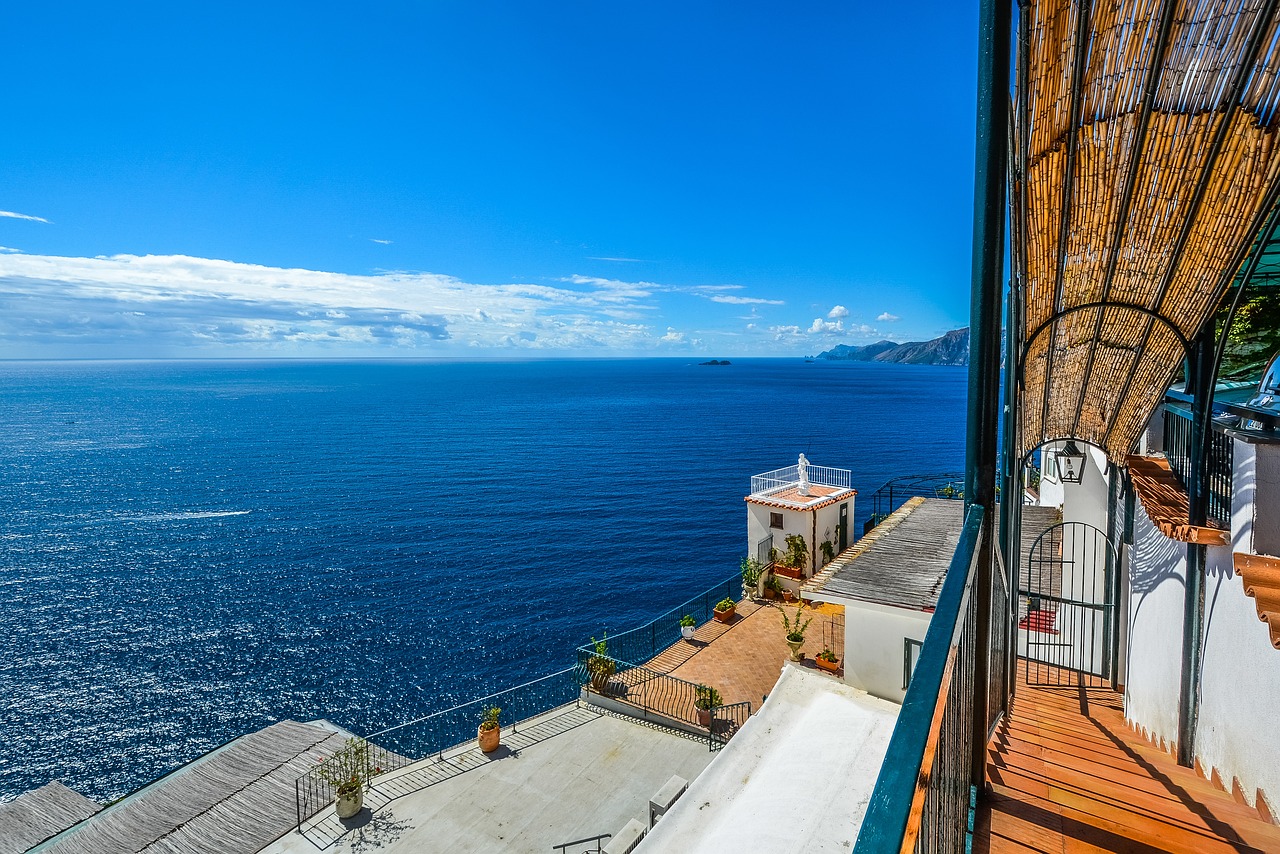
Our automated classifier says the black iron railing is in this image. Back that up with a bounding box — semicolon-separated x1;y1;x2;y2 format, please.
295;667;582;829
863;473;967;535
1162;406;1233;528
853;504;987;854
580;652;750;751
580;573;741;668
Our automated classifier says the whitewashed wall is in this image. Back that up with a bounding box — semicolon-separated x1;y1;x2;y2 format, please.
839;600;930;704
746;496;853;575
1123;503;1186;751
1194;440;1280;809
1122;436;1280;811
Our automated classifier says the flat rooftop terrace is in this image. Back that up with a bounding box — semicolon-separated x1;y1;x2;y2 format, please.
261;704;715;854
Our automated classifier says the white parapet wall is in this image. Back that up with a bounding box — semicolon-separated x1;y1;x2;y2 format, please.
634;665;899;853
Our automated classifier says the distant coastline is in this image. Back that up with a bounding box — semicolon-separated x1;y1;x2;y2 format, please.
815;327;969;367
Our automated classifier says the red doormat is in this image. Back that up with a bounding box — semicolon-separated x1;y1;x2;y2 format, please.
1019;609;1059;634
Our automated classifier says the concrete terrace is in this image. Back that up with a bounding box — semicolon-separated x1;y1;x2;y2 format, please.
260;705;715;854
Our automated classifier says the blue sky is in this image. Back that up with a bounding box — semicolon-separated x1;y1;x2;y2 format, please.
0;2;978;358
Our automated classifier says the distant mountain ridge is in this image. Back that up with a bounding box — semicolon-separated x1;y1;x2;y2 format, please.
817;327;969;366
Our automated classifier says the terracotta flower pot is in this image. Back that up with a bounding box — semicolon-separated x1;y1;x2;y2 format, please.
815;656;841;674
713;605;735;624
696;707;712;727
335;786;363;819
479;724;501;753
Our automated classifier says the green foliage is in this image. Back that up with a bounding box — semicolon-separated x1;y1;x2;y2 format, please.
679;614;695;628
740;556;765;587
694;684;722;710
715;597;735;612
766;574;784;593
479;705;501;731
314;737;388;796
1219;286;1280;379
817;648;838;663
781;605;813;642
587;633;615;676
819;540;835;562
781;534;808;568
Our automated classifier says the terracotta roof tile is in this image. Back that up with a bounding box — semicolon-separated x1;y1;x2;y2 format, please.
1126;455;1230;546
744;484;855;511
1233;552;1280;650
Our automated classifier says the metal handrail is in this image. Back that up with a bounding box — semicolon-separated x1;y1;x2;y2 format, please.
553;833;611;853
853;504;986;853
750;463;852;495
578;572;741;668
368;666;580;740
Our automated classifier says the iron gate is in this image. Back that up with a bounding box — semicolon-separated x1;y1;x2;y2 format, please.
1018;521;1117;686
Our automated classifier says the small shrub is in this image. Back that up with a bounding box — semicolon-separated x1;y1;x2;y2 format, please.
479;705;501;731
694;684;722;710
781;606;813;643
679;614;695;628
714;597;735;612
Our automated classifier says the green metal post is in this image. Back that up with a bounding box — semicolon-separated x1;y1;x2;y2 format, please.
1177;332;1212;767
966;0;1011;788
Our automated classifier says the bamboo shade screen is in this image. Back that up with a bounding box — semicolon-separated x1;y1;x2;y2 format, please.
1013;0;1280;462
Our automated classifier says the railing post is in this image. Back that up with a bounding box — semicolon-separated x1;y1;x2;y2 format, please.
966;0;1010;792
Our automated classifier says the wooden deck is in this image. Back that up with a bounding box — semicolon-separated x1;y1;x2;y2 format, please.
976;667;1280;853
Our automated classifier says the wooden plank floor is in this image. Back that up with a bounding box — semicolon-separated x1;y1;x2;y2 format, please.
976;666;1280;853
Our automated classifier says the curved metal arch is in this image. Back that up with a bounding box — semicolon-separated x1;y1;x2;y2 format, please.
1017;435;1105;470
1026;520;1120;568
1016;301;1195;386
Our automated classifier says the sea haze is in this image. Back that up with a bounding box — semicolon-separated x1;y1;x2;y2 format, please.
0;358;966;801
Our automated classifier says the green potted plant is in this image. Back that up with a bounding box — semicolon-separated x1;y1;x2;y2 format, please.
314;737;387;819
815;647;841;674
774;534;809;579
713;597;736;623
680;614;696;640
781;606;813;662
693;684;722;726
740;556;765;599
820;540;835;563
478;705;501;753
763;574;783;600
586;634;615;692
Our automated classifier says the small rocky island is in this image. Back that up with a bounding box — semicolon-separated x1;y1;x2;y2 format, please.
698;359;732;365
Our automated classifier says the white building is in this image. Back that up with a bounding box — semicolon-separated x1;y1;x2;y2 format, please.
745;455;855;598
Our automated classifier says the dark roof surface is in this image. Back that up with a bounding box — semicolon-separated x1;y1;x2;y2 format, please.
809;497;964;610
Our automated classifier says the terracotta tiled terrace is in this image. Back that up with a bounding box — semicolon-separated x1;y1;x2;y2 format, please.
637;597;845;711
976;664;1280;853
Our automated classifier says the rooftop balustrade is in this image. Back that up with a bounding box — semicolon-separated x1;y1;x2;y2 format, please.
750;463;852;497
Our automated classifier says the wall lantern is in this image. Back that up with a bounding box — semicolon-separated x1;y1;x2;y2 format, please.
1055;440;1086;484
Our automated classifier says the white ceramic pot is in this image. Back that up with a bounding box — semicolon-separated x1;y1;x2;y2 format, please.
681;626;695;640
335;786;363;819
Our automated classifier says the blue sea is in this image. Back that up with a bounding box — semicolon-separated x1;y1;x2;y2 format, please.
0;358;966;802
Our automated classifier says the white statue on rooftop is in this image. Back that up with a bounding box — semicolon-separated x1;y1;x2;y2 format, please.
798;453;810;496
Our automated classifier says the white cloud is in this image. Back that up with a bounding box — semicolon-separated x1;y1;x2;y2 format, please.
370;238;393;245
586;256;647;262
770;324;803;339
0;253;716;357
0;246;21;254
706;294;785;305
0;210;50;224
828;305;849;319
808;318;845;334
877;312;900;322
